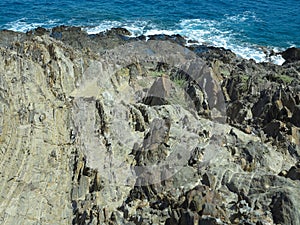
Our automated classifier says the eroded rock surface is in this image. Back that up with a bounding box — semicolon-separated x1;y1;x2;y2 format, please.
0;27;299;225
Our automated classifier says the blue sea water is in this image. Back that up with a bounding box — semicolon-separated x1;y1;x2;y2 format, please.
1;0;299;64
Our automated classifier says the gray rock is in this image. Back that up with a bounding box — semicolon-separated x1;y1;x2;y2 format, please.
0;27;299;225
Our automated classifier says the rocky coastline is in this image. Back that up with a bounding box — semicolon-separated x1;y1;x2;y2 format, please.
0;26;299;225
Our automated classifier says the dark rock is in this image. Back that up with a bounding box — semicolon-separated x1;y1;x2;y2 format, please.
281;89;297;112
105;27;132;36
188;147;203;167
50;25;82;40
178;210;199;225
251;90;272;119
191;46;236;64
187;45;209;55
26;27;49;36
291;105;300;127
186;84;206;114
198;217;219;225
263;120;286;138
227;100;252;124
201;173;215;188
270;192;295;225
281;47;300;63
148;34;186;46
286;165;300;180
184;185;226;219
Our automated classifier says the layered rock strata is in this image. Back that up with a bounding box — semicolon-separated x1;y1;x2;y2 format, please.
0;27;299;225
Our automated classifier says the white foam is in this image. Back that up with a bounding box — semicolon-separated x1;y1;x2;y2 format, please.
3;17;286;65
175;18;285;65
85;18;286;65
225;11;262;23
270;55;285;65
123;20;150;36
143;29;176;36
4;18;59;33
85;20;123;34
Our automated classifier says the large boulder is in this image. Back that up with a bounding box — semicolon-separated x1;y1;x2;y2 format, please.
281;47;300;63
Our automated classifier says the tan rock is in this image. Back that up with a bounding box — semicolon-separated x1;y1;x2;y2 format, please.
1;30;300;225
290;126;300;145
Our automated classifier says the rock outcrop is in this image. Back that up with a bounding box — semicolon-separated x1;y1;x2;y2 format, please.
0;26;299;225
281;47;300;63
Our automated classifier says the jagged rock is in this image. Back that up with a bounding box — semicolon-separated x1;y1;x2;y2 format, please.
291;105;300;127
263;120;286;138
143;76;172;106
270;191;299;225
26;27;49;36
289;126;300;145
148;34;186;46
186;84;206;114
0;27;299;225
227;100;252;124
286;164;300;180
178;210;199;225
0;30;26;48
105;27;132;36
198;217;220;225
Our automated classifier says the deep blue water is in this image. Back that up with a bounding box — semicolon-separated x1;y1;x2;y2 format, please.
1;0;299;63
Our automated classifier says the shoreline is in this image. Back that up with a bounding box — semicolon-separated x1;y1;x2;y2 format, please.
1;25;297;65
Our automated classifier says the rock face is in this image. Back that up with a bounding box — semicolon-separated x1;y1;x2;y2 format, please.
0;26;299;225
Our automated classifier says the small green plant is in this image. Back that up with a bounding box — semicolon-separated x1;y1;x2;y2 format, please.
173;77;186;87
149;71;165;77
239;74;249;83
274;74;294;84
